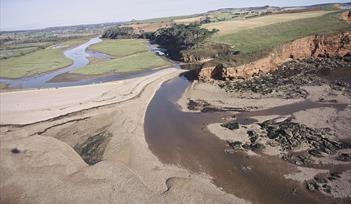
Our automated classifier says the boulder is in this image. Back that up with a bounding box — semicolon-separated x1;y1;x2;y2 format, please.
198;63;224;81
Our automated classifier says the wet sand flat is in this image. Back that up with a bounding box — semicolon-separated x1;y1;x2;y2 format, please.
0;68;179;125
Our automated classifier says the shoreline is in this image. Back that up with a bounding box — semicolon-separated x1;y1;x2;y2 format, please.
176;66;351;201
0;68;247;204
0;68;181;125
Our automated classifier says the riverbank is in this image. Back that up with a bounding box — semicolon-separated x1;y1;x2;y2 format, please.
0;37;92;79
0;68;249;204
72;39;171;76
0;37;106;89
177;56;351;202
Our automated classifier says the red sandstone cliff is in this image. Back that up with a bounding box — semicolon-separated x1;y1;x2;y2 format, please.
198;32;351;81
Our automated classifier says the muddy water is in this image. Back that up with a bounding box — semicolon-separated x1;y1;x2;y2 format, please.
144;76;349;204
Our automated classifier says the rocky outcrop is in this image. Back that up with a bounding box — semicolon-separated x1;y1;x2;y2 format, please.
219;57;351;98
198;63;224;81
340;11;351;23
199;32;351;81
182;54;211;63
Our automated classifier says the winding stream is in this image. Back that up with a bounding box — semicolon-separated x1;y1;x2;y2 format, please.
0;37;161;89
144;76;349;204
0;37;105;88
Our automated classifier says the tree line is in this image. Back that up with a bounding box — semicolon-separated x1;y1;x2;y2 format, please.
101;24;218;60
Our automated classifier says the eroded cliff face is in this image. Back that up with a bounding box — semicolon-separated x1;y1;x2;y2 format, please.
198;32;351;81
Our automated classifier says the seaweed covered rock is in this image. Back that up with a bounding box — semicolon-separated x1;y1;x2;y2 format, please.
221;121;240;130
259;118;345;154
218;57;351;98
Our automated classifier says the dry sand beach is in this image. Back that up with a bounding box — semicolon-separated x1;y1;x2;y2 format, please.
0;68;248;204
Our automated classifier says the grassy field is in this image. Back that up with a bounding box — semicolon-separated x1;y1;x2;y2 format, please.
0;47;72;78
88;39;149;57
211;11;351;55
0;83;7;89
0;47;40;60
73;51;170;75
0;42;54;60
203;11;330;35
174;16;204;24
0;37;91;78
73;38;170;75
60;37;93;48
125;22;172;33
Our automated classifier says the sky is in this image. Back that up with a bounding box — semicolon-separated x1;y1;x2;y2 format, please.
0;0;349;31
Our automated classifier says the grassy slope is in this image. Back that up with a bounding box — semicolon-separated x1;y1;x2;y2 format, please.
88;39;149;57
211;11;350;54
203;11;330;35
73;52;169;75
0;37;91;78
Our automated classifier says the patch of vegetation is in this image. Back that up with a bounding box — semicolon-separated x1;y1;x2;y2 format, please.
0;83;7;89
89;39;149;58
60;37;93;48
221;121;240;130
151;24;218;59
0;41;54;60
0;47;39;60
181;43;236;62
212;11;350;65
73;52;170;75
102;26;139;39
0;47;72;78
0;37;93;78
74;131;112;165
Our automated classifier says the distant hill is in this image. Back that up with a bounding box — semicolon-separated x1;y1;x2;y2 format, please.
1;2;350;34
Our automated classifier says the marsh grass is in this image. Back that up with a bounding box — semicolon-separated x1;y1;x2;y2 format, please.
88;39;149;58
0;47;72;78
73;51;170;75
